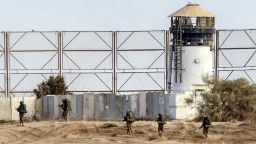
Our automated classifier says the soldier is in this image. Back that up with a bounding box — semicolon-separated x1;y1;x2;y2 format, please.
123;110;135;135
16;101;28;126
200;115;211;138
58;98;71;122
157;113;166;137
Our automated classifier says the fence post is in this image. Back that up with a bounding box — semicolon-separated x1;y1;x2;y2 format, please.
113;31;117;94
58;31;63;76
4;32;10;98
215;30;219;78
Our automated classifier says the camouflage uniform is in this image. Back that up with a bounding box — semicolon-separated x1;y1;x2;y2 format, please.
157;114;166;137
59;98;71;122
124;111;135;135
200;115;211;138
16;101;27;126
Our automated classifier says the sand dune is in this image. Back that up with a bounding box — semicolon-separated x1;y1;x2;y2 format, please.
0;120;255;144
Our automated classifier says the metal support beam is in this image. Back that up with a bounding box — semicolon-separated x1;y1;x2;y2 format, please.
5;32;9;98
59;32;63;76
113;31;117;93
165;30;169;92
4;32;7;97
215;30;219;78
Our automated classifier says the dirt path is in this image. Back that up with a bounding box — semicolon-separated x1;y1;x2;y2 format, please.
0;120;255;144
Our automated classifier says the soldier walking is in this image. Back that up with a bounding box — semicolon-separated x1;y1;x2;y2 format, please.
123;110;135;135
16;101;28;126
157;113;166;137
58;98;71;122
200;115;211;138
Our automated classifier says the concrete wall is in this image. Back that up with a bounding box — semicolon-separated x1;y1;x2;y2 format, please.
41;92;197;120
0;92;199;121
42;95;77;120
0;97;38;121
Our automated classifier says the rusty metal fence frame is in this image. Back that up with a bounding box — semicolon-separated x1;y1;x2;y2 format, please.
7;31;60;97
216;29;256;83
0;30;169;97
61;31;114;93
115;30;168;93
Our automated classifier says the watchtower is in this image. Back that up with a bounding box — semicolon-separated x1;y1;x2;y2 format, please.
169;3;215;93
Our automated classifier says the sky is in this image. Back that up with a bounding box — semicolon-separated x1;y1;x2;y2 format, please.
0;0;255;31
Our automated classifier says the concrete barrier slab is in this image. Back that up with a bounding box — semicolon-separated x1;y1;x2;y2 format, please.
158;93;165;116
47;96;54;119
76;94;83;119
53;96;61;119
23;97;36;121
11;97;23;120
146;92;159;118
94;94;108;120
122;94;139;118
83;93;94;120
0;98;11;120
42;96;48;119
122;95;129;117
130;94;139;118
65;95;77;119
138;93;146;118
35;99;42;120
109;94;122;120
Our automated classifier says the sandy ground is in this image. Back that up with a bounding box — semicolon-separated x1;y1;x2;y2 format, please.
0;120;255;144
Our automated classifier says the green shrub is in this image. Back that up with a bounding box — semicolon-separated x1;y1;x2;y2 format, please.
33;75;71;98
186;75;256;121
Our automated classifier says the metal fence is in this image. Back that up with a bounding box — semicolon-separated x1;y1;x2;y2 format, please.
0;30;168;97
3;29;254;97
216;29;256;83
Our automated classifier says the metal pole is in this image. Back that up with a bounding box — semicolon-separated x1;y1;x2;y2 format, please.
215;30;219;78
4;32;7;98
113;31;117;94
5;32;10;98
59;31;63;76
165;30;169;93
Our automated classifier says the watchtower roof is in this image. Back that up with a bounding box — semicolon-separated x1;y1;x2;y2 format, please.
169;3;215;17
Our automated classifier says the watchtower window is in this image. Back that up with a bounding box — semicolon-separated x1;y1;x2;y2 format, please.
196;17;207;27
196;17;215;28
172;17;199;29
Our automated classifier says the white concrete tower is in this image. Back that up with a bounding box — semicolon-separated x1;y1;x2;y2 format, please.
169;3;215;94
167;4;215;119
